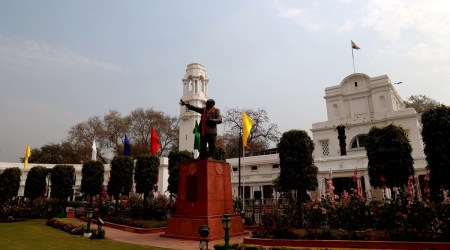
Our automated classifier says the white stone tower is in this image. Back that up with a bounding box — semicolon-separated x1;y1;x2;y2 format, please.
179;63;209;154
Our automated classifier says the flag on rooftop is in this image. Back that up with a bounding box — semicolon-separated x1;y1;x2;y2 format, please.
351;40;360;50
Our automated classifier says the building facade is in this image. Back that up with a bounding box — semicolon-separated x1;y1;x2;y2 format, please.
312;73;426;199
227;73;426;203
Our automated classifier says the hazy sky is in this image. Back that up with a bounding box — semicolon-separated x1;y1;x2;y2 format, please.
1;0;449;162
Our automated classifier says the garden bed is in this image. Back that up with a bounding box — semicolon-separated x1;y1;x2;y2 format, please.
79;217;166;234
46;218;85;236
243;237;450;249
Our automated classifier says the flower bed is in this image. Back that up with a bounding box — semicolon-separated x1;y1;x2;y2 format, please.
46;218;105;239
243;237;450;250
46;218;85;235
213;242;264;250
254;186;450;242
104;217;167;229
79;217;166;234
0;205;46;222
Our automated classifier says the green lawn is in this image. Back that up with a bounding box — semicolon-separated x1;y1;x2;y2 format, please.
0;220;174;250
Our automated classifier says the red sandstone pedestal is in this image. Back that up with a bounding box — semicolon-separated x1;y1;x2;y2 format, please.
163;159;246;240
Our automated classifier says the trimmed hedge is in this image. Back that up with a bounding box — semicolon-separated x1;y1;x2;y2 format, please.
214;242;264;250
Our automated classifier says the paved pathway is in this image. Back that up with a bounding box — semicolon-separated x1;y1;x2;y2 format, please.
68;218;249;250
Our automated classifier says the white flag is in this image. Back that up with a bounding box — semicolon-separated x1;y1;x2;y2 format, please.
92;139;97;161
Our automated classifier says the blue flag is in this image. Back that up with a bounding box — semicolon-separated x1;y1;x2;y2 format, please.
124;134;131;156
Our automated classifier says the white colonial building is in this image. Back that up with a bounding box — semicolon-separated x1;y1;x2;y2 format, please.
312;73;426;198
227;73;427;203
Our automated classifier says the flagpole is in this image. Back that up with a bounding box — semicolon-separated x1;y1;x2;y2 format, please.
351;40;355;74
242;145;246;214
238;129;242;212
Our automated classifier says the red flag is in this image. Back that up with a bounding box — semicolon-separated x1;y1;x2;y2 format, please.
150;127;160;155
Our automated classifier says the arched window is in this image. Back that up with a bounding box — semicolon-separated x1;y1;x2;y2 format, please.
351;135;368;149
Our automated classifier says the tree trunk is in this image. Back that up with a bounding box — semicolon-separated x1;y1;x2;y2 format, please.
296;190;304;228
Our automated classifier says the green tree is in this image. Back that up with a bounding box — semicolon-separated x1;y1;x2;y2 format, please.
68;116;107;163
81;161;104;202
404;95;441;114
127;108;178;157
167;150;194;196
222;107;280;158
50;165;75;203
67;108;178;162
107;156;134;203
0;167;22;205
134;155;159;202
213;146;226;161
421;105;450;200
24;166;49;201
26;142;84;164
27;143;63;164
103;110;130;156
277;130;318;214
365;124;414;188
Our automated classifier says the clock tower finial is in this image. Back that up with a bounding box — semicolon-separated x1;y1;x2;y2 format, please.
179;63;208;154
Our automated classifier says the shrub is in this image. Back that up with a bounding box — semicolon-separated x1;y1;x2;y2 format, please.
104;217;166;228
253;184;450;242
238;244;265;250
270;247;309;250
149;193;170;220
272;226;300;239
0;204;47;222
213;243;263;250
90;228;106;239
213;242;239;250
67;200;84;208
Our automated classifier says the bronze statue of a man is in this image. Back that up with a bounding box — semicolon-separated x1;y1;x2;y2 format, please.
180;98;222;159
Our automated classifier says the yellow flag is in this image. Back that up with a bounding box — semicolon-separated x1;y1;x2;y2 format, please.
24;144;31;168
242;112;254;147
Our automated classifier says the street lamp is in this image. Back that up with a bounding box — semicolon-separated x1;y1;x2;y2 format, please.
85;207;94;236
97;218;104;238
221;212;232;250
198;225;210;250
